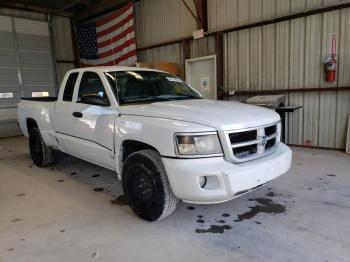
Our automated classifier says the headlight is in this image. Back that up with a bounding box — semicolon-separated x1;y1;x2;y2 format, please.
175;133;223;156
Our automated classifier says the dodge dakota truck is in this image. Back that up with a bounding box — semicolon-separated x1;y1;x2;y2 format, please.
17;67;292;221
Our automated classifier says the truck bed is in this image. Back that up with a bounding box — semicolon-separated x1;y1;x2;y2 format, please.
21;97;57;102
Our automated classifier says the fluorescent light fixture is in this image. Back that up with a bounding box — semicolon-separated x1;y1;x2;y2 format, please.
32;91;49;97
0;92;14;98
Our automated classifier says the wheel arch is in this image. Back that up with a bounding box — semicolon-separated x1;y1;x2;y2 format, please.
26;118;38;134
117;139;160;179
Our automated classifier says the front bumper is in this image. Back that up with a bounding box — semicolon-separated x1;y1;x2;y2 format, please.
162;143;292;204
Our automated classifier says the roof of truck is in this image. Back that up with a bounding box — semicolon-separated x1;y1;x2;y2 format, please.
68;66;165;73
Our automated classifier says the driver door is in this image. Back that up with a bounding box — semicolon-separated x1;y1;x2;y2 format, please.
59;71;117;170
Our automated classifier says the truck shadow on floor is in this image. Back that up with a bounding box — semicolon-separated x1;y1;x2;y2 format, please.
45;151;128;206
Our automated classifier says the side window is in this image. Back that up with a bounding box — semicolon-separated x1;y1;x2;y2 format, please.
78;72;109;104
63;73;78;101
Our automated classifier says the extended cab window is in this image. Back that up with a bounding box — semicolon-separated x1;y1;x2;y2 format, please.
78;72;109;105
63;73;78;101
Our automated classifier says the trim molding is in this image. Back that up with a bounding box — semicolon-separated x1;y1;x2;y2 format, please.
56;131;113;152
225;87;350;97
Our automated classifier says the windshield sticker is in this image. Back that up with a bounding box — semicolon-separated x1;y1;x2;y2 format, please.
166;77;183;83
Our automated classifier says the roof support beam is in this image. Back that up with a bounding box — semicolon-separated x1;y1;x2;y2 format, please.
181;0;207;31
215;32;224;100
60;0;92;12
194;0;207;32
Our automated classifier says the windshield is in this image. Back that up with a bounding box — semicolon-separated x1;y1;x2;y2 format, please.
104;71;202;105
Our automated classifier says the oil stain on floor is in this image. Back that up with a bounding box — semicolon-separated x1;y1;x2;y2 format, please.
234;197;286;222
194;191;287;234
195;225;232;234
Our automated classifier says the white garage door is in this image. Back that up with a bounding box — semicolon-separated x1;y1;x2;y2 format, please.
0;16;56;138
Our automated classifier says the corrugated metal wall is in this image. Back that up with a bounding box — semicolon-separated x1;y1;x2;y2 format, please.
0;7;46;20
50;16;75;87
0;8;76;89
138;43;184;76
135;1;350;150
136;35;216;79
224;8;350;149
134;0;197;48
208;0;350;32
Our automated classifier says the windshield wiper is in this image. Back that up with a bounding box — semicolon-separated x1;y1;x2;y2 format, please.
120;96;173;104
175;93;202;99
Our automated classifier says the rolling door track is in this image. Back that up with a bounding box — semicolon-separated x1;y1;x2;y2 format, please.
0;15;56;138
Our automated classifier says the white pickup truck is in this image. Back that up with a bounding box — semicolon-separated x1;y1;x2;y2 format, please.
18;66;292;221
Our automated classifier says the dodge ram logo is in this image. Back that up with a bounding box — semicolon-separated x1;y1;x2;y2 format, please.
261;136;267;146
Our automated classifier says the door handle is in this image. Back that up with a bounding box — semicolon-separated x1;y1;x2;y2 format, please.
72;112;83;118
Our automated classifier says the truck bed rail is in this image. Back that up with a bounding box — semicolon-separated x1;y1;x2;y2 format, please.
21;97;57;102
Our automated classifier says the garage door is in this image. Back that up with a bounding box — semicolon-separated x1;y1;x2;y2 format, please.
0;16;56;138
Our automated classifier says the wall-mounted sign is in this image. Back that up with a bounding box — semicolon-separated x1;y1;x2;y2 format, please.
193;29;204;39
201;77;209;89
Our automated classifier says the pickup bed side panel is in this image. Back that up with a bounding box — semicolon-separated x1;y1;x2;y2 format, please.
114;115;217;175
17;100;58;148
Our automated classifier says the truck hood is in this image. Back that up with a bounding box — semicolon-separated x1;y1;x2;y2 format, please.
119;99;280;131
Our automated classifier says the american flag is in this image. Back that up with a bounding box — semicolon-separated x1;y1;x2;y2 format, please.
76;3;137;66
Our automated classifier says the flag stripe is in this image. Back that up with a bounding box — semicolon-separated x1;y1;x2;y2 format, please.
98;38;136;59
97;19;134;44
80;44;136;65
115;49;137;64
96;5;133;33
97;26;134;49
96;2;133;27
96;12;133;39
98;31;135;54
81;50;137;67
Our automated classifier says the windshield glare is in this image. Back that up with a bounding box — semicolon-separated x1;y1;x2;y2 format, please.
104;71;202;105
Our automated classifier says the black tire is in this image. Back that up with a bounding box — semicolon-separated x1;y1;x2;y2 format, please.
122;149;179;221
29;127;54;167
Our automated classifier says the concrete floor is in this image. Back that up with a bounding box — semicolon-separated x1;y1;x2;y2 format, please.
0;137;350;262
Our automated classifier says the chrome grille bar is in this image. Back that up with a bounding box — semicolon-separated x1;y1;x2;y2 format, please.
225;122;280;162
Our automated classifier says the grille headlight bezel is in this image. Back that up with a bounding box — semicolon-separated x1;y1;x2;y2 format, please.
174;132;223;158
225;120;281;163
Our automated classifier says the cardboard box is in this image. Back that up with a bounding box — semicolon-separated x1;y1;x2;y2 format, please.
154;62;179;75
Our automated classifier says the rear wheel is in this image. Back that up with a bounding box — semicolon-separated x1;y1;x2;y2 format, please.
29;127;54;167
122;149;179;221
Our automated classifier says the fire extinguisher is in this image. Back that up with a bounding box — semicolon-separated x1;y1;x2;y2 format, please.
323;35;337;83
324;54;337;82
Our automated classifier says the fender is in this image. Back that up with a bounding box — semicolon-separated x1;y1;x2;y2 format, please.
114;114;216;176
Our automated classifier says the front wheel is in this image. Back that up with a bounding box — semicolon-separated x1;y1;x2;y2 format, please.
122;149;179;221
29;127;55;167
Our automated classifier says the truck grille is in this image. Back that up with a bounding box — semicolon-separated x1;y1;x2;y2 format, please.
265;125;277;136
233;144;257;158
229;130;257;144
227;123;279;162
265;137;276;151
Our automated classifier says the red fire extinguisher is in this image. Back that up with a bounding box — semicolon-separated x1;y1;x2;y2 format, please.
323;35;337;83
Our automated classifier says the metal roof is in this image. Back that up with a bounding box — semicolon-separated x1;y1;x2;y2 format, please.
0;0;132;21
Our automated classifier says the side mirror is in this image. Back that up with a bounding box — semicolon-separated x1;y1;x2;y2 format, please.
81;95;110;106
